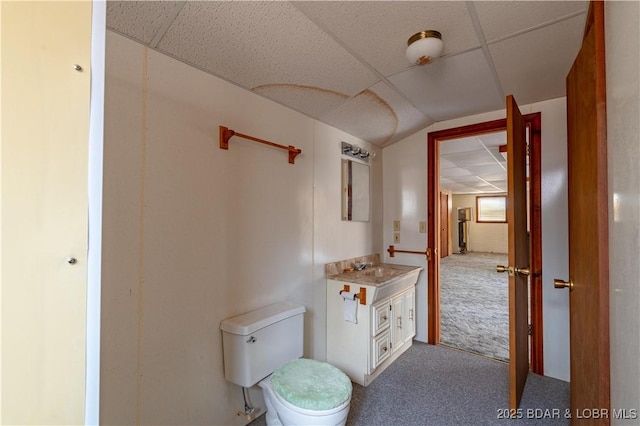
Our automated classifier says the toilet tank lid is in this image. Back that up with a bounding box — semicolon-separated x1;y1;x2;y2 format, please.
220;301;306;335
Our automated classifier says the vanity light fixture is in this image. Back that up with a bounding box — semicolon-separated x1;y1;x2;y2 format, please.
341;141;370;162
406;30;443;66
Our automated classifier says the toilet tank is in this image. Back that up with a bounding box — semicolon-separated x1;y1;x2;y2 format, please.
220;301;305;388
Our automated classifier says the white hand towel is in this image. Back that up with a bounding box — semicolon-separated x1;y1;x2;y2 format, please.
341;292;358;323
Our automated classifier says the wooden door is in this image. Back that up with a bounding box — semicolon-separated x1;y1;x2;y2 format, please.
564;1;610;422
440;192;449;258
1;2;92;423
505;95;529;409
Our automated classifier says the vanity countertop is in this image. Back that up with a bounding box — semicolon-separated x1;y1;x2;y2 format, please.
327;263;423;287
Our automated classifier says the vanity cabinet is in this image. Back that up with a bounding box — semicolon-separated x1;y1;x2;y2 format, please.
326;279;417;387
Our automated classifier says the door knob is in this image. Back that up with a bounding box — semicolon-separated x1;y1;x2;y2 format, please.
554;278;574;291
496;265;530;276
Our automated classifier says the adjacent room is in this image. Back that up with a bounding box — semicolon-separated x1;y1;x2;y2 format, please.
438;132;511;362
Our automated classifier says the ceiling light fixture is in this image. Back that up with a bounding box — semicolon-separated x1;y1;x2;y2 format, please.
406;30;443;66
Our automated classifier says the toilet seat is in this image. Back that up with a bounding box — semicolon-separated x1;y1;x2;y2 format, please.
270;358;352;412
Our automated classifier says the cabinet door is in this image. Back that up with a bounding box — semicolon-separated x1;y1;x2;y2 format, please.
391;294;404;351
403;288;416;342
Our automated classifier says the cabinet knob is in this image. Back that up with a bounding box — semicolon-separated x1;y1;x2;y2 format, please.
382;315;387;321
382;345;388;352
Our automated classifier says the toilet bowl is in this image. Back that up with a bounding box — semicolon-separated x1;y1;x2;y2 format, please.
259;358;352;426
220;302;352;426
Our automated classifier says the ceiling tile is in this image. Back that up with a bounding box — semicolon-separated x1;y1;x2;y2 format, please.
252;85;348;119
443;183;479;194
368;82;432;145
487;180;507;190
156;2;379;96
486;147;506;164
474;183;505;192
441;167;472;178
294;1;479;77
466;164;506;177
474;0;588;42
445;175;482;184
443;150;497;167
320;90;398;145
489;15;585;105
106;1;183;44
389;49;504;121
440;177;455;185
476;131;506;148
440;158;458;170
439;136;483;155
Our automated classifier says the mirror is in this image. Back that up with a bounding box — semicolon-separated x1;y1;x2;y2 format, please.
342;159;370;221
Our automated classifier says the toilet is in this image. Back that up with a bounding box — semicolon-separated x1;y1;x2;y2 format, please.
220;301;352;426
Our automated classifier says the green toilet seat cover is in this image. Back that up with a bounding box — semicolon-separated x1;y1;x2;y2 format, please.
271;358;352;411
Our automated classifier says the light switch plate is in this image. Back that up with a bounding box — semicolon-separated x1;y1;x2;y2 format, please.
393;220;401;232
394;232;400;243
419;221;427;233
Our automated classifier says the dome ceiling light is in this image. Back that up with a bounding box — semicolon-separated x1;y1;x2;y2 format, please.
406;30;444;66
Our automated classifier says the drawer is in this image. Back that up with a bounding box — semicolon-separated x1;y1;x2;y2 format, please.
371;330;391;370
371;300;390;336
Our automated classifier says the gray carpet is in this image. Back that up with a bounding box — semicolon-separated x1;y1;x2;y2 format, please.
440;252;510;362
249;343;569;426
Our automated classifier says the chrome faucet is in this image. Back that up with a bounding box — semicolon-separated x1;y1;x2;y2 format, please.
352;262;371;271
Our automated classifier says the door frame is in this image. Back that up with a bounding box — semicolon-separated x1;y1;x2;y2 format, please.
427;113;543;373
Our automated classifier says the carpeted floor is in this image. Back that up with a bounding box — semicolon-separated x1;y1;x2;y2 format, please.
249;343;570;426
440;252;510;361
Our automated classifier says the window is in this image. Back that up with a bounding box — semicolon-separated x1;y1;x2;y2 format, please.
476;195;507;223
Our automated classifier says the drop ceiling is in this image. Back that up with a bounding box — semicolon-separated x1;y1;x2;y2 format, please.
106;1;587;193
440;131;508;194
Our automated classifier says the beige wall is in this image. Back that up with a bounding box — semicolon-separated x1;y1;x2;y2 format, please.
101;31;382;425
450;193;508;254
606;2;640;423
1;2;92;424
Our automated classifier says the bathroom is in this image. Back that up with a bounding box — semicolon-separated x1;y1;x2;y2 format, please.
99;29;576;425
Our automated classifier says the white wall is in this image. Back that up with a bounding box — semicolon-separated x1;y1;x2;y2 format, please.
383;98;570;381
101;32;382;425
451;193;508;254
382;131;429;342
606;2;640;423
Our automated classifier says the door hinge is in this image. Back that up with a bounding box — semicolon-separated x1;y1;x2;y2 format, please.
389;304;392;311
528;324;533;336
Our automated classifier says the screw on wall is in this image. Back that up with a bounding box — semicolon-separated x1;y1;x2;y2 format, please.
73;64;83;72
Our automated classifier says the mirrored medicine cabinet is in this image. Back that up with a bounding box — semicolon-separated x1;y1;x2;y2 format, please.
341;159;370;222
